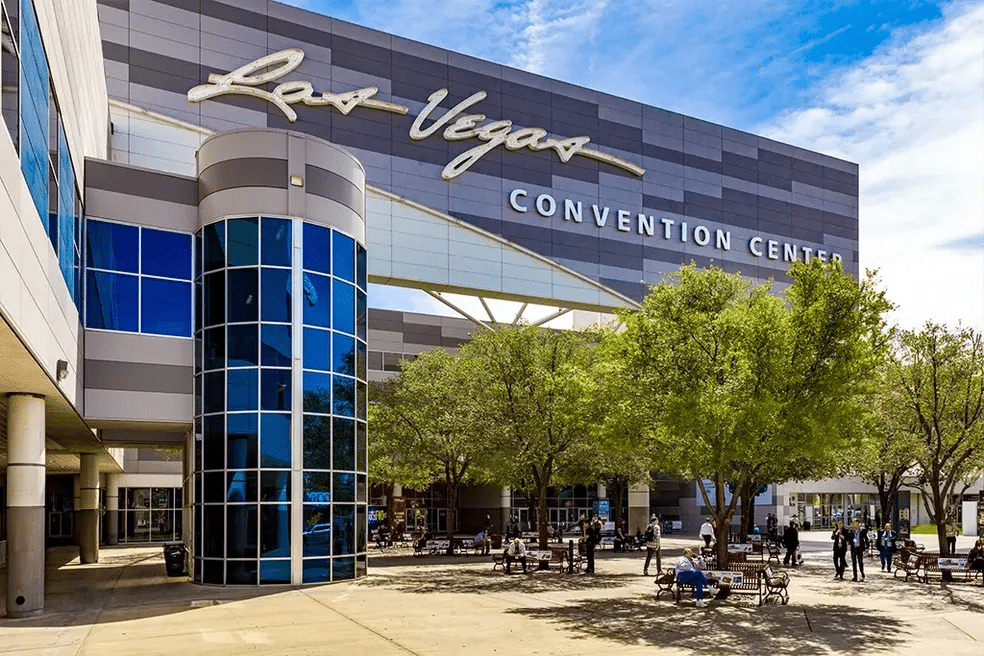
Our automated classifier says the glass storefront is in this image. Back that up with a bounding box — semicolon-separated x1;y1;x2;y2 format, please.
117;487;183;543
194;217;368;585
788;492;881;530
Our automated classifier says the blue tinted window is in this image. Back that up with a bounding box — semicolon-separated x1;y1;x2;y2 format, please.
261;269;291;322
356;291;367;341
227;324;258;367
303;372;331;413
203;271;225;326
227;218;258;267
227;369;258;411
332;333;355;375
86;270;138;331
204;326;225;371
334;556;355;580
87;220;138;272
203;222;225;272
260;559;291;583
303;223;330;273
261;218;291;266
333;417;355;471
357;422;367;471
302;273;331;328
333;280;354;334
57;125;75;299
225;502;257;557
303;472;331;499
303;507;332;558
143;229;192;279
141;278;191;336
356;244;367;290
20;0;48;223
261;369;291;411
333;232;355;281
356;340;367;381
333;375;354;418
332;503;354;555
227;413;258;469
203;414;225;470
356;381;367;421
303;328;330;371
260;324;292;367
260;471;290;502
228;268;259;323
203;371;225;414
303;415;331;470
260;506;291;560
225;560;257;585
260;413;291;469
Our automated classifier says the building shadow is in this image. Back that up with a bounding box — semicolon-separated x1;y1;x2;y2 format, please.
358;566;639;595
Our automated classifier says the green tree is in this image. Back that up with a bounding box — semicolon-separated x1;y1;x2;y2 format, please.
369;350;487;552
618;261;890;563
889;323;984;551
465;325;597;549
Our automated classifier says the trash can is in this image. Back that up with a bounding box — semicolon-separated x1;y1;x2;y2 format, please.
163;542;187;577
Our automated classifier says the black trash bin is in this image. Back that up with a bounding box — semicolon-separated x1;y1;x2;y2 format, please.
163;542;187;577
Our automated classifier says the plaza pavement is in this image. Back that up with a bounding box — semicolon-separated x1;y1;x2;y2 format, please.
1;532;982;656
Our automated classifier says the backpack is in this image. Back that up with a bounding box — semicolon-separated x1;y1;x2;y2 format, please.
644;525;655;542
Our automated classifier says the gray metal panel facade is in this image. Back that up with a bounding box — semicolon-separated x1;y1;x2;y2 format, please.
98;0;859;301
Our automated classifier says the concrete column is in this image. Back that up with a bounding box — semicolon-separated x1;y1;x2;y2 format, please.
78;454;100;564
6;394;46;618
500;486;512;534
627;482;650;536
104;473;121;546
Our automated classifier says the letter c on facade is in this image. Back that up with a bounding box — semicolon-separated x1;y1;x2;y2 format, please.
509;189;528;213
749;237;763;257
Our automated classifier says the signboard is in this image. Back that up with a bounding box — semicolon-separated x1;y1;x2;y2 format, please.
594;500;610;518
368;506;387;532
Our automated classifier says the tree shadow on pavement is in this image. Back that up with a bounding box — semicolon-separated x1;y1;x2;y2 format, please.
506;597;909;656
359;566;639;595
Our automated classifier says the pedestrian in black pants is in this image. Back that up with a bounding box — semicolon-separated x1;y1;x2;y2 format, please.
849;519;869;581
831;519;848;579
584;517;602;574
783;520;799;566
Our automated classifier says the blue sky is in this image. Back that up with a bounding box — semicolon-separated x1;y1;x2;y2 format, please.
283;0;984;331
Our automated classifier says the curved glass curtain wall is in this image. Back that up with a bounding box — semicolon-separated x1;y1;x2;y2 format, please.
193;216;368;585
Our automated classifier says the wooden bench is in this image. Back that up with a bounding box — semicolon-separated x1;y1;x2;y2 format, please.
661;563;766;605
761;564;790;605
413;539;451;556
893;549;922;582
919;554;981;584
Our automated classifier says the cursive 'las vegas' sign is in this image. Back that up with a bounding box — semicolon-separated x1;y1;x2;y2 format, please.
187;49;645;181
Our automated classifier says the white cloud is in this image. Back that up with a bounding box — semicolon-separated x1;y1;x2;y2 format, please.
759;2;984;332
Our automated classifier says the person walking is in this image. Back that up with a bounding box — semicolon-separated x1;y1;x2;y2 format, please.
945;518;959;555
783;520;800;566
831;519;848;579
877;522;897;572
584;516;602;574
642;514;662;576
849;518;869;581
699;518;715;548
766;513;779;545
675;547;718;608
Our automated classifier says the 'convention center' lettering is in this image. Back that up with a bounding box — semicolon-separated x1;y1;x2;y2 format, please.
508;189;843;264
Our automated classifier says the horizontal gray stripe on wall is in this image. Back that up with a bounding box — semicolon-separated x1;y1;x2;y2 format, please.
305;164;364;216
101;429;186;446
85;359;194;395
198;157;289;203
86;158;198;206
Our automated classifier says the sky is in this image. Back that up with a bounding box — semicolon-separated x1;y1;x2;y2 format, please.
284;0;984;332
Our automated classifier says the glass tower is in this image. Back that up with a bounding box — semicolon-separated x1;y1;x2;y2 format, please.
191;129;368;584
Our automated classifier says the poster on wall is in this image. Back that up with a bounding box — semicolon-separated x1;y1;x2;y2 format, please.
368;506;387;533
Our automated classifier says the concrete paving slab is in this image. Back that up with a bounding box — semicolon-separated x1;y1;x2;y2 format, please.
1;536;982;655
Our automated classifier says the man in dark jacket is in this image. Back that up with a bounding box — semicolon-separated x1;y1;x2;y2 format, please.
584;517;602;574
849;519;869;581
783;520;800;566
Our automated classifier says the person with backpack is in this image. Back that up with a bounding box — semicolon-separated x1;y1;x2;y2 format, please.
584;517;602;574
643;514;662;576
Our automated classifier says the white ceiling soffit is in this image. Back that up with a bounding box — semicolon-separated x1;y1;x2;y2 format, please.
366;186;640;313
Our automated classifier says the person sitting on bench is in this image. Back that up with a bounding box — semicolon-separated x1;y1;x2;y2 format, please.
505;537;528;574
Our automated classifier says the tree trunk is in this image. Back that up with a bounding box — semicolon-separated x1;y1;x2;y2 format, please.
612;478;625;533
715;473;730;565
383;482;395;532
446;480;457;556
538;481;550;549
739;480;756;541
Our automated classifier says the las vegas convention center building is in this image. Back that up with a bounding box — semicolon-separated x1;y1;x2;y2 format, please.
0;0;916;614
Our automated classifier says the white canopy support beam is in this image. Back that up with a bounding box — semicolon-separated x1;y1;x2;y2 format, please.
512;302;529;325
478;296;497;326
532;307;572;327
423;291;493;331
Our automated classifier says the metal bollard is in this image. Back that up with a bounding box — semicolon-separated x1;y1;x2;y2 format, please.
568;539;575;574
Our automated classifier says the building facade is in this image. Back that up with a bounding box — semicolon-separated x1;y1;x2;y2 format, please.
2;0;872;612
